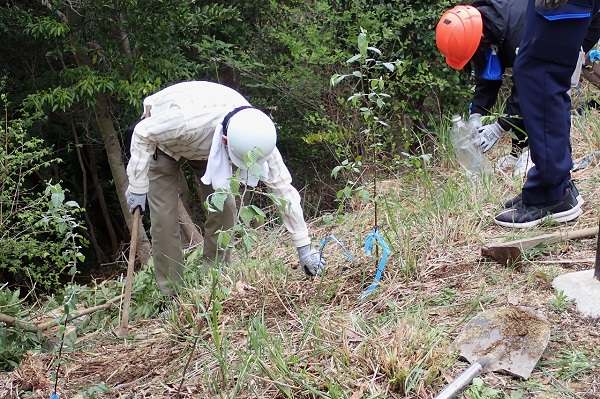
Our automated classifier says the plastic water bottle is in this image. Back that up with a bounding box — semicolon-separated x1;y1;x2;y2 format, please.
449;114;492;178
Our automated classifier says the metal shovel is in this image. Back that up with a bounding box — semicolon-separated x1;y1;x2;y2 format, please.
434;306;551;399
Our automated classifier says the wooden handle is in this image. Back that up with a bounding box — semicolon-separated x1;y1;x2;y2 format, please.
118;208;140;337
485;226;598;251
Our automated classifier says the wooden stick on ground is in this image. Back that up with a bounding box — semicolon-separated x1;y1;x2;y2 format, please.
0;294;124;333
482;226;598;268
117;208;140;337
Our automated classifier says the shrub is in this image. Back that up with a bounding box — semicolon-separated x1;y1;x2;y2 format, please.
0;88;86;293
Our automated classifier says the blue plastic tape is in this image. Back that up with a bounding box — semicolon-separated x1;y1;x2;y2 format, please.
358;229;391;300
319;234;356;262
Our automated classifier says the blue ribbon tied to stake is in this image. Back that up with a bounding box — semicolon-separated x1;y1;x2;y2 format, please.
319;234;356;262
357;228;391;300
319;229;391;300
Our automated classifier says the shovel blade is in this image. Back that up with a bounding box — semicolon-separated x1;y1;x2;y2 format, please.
452;306;550;379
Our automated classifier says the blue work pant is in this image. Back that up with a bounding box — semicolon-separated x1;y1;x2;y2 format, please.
515;0;600;205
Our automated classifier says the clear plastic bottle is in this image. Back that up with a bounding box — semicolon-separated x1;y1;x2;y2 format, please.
450;114;492;178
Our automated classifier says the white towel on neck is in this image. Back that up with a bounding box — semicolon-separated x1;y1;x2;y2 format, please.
201;124;267;189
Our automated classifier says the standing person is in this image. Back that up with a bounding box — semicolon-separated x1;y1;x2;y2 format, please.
436;1;533;177
125;81;325;298
494;0;600;228
436;1;600;177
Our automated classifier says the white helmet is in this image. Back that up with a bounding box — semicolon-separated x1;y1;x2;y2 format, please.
225;107;277;168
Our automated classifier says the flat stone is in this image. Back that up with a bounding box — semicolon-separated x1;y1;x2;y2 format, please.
552;269;600;318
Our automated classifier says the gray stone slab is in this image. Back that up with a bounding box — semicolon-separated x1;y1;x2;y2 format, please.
552;269;600;318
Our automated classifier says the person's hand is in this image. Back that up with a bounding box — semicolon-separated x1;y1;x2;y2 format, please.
478;122;506;153
297;244;325;277
125;190;147;214
468;113;483;130
535;0;568;8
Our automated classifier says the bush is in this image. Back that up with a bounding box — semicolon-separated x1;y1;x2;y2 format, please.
0;89;86;293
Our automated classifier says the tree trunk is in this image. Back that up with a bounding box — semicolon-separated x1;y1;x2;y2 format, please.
178;196;203;249
93;94;151;265
69;118;109;264
63;5;151;265
84;135;119;256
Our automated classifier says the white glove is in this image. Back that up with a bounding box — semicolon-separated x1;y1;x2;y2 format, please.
468;113;483;130
478;122;506;153
125;190;147;214
297;245;325;277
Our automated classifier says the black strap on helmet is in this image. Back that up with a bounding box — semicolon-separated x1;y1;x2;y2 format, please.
221;105;254;136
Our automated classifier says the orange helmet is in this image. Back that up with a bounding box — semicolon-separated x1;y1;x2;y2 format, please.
436;5;483;70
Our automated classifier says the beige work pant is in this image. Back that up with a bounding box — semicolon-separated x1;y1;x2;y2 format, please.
148;150;236;296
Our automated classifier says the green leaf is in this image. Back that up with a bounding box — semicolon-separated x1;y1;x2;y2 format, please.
216;230;232;247
209;191;228;212
357;31;368;57
247;205;265;224
330;74;346;86
346;54;362;64
382;62;396;72
366;46;382;56
242;234;256;251
239;207;255;226
331;165;342;178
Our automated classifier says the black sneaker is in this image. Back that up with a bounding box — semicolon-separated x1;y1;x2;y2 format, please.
495;187;582;228
502;180;584;209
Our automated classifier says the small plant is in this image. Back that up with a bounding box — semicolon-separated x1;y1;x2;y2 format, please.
464;377;502;399
0;287;40;371
547;289;575;313
38;183;87;277
328;29;401;213
427;288;460;306
78;382;110;398
0;88;80;293
555;349;596;380
206;148;289;256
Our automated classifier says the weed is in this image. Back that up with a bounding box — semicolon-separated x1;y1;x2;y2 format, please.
427;288;461;306
555;349;597;380
548;289;575;313
463;377;502;399
77;382;110;398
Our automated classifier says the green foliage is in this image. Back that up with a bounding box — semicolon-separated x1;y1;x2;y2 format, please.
78;382;110;399
0;90;86;292
547;289;575;313
1;181;87;292
0;287;41;371
38;184;87;276
555;349;597;380
206;151;289;255
295;0;470;157
0;321;40;372
326;30;398;212
464;378;503;399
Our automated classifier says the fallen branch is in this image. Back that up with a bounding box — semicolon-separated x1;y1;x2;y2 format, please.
0;294;124;333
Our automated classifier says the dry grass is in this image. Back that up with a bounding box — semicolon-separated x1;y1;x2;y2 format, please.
3;104;600;398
